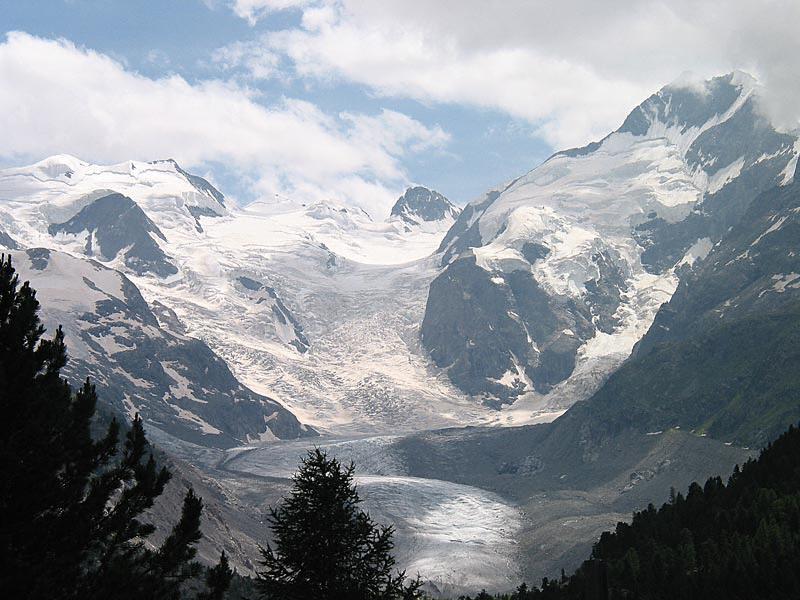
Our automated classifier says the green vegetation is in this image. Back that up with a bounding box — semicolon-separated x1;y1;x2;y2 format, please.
460;422;800;600
577;303;800;446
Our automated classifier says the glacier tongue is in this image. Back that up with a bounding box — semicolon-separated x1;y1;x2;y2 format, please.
221;434;524;593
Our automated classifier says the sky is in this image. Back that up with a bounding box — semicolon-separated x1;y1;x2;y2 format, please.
1;0;799;217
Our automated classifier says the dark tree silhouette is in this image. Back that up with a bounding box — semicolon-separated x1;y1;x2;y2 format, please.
459;423;800;600
0;254;231;599
198;551;235;600
257;447;421;600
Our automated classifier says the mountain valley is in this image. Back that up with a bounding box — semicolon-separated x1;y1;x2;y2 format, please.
1;71;798;594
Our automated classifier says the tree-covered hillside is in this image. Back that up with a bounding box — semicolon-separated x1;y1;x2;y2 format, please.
460;422;800;600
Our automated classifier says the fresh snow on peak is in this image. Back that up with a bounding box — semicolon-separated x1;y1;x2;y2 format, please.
241;192;453;266
1;155;227;209
425;71;799;424
28;154;88;178
149;158;226;207
305;200;374;226
665;70;757;98
552;72;759;163
0;155;229;247
390;186;460;227
0;153;492;436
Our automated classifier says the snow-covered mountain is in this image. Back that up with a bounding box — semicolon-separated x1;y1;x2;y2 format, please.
422;72;799;416
0;156;491;440
2;71;798;592
389;186;461;231
0;155;227;229
2;72;797;444
1;247;311;446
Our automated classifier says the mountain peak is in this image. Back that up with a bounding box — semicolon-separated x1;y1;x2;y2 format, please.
554;72;761;161
390;186;460;225
149;158;226;207
29;154;87;179
48;192;178;278
617;71;756;138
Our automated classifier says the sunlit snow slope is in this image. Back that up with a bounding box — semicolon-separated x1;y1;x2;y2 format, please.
2;72;795;440
0;159;482;435
423;72;798;422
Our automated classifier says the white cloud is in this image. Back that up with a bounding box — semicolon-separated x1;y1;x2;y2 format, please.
144;48;171;69
210;40;281;80
0;32;448;215
228;0;800;148
341;110;450;160
229;0;310;26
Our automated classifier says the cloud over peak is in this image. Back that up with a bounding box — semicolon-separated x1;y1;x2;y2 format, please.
0;31;448;214
224;0;800;147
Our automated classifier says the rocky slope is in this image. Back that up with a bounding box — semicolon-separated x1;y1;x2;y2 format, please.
390;186;461;230
2;247;313;447
569;160;800;447
422;72;799;413
48;192;178;277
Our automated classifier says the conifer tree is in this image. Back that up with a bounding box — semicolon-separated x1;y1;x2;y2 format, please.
0;254;231;599
257;447;421;600
199;552;235;600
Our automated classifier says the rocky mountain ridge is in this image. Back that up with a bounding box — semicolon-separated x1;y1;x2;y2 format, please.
422;72;799;413
3;247;313;446
390;186;461;229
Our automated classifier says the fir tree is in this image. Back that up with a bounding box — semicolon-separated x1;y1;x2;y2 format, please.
0;254;231;599
198;552;235;600
257;447;421;600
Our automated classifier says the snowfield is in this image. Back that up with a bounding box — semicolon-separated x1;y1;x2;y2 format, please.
0;157;526;435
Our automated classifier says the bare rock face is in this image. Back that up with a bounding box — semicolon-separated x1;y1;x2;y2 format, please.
422;72;799;406
49;192;178;277
390;186;460;227
11;248;315;447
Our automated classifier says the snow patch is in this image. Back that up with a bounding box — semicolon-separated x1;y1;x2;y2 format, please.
92;332;129;356
171;403;221;435
677;237;713;267
162;362;204;402
751;215;789;246
771;273;800;293
706;158;745;194
491;355;532;391
780;141;800;185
